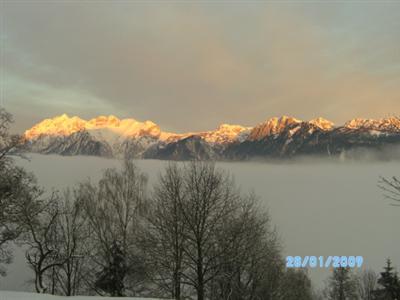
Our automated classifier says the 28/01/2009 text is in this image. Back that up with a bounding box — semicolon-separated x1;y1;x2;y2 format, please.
286;256;364;268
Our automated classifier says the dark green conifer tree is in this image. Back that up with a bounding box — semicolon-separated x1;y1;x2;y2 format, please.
373;259;400;300
95;241;128;297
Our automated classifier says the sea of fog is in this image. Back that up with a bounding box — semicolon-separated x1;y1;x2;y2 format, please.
1;154;400;292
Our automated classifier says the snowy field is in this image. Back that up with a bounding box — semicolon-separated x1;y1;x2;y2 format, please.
0;291;166;300
3;154;400;291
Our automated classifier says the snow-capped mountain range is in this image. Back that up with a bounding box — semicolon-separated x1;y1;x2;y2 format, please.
23;114;400;160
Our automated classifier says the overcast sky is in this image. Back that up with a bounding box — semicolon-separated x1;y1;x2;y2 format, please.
1;1;400;133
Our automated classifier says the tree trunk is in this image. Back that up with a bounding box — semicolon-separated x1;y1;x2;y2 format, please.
36;270;47;294
173;270;181;299
197;284;204;300
197;262;204;300
197;239;204;300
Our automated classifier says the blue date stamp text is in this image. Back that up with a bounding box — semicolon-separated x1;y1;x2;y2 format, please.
286;256;364;268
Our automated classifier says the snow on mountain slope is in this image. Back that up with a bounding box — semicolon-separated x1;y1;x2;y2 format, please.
143;125;252;160
247;116;335;141
24;115;171;158
200;124;252;144
309;117;334;131
24;114;163;144
24;115;249;144
157;124;251;145
344;117;400;131
247;116;302;141
0;291;166;300
22;114;400;160
24;115;252;158
24;114;86;139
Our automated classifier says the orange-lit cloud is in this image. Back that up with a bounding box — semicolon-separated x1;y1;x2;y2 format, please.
1;2;399;133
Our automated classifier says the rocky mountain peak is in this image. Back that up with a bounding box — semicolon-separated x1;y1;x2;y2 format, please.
200;124;252;144
248;116;301;141
23;114;400;160
309;117;335;130
87;115;121;127
24;114;86;140
24;115;164;141
344;117;400;131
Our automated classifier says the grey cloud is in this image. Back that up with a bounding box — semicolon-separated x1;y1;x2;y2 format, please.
1;1;400;133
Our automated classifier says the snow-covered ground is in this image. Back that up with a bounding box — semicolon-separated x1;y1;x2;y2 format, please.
0;291;166;300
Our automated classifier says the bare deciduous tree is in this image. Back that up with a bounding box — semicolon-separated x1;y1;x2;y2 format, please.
177;162;241;300
0;108;22;162
18;192;67;293
77;160;148;296
144;161;283;300
0;166;39;276
142;163;186;299
357;269;377;300
49;189;89;296
209;195;283;300
379;176;400;206
278;268;313;300
0;108;38;276
324;267;359;300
